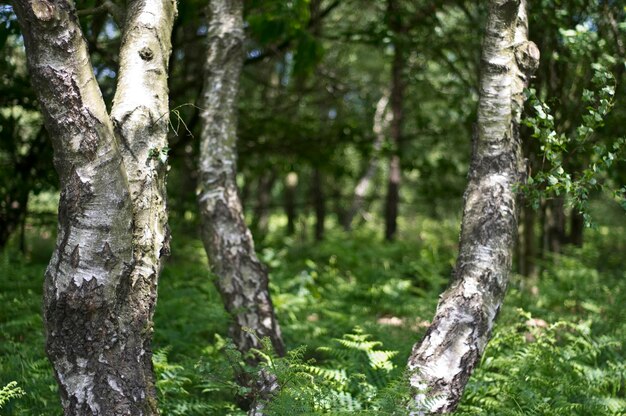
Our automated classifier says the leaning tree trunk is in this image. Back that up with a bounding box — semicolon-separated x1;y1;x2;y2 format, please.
197;0;285;361
406;0;539;413
14;1;176;414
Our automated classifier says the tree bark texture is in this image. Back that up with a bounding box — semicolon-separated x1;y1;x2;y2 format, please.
13;1;176;414
406;0;539;413
344;91;391;231
197;0;285;361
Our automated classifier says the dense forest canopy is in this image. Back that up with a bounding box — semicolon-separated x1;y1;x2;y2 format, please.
0;0;624;415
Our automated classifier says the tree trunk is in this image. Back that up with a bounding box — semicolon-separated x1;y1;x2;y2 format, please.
384;155;401;241
197;0;285;362
284;172;298;236
518;201;537;277
252;171;276;236
344;91;390;231
384;3;405;241
406;1;539;412
568;209;584;247
544;197;566;253
14;1;176;414
311;168;326;241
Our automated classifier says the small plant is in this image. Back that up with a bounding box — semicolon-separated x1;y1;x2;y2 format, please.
251;327;414;415
522;64;625;226
458;309;626;415
0;382;25;410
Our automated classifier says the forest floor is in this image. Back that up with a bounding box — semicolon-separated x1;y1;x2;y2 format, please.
1;200;625;415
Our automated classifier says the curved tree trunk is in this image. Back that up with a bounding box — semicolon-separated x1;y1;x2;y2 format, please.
406;0;539;413
14;1;176;414
197;0;285;361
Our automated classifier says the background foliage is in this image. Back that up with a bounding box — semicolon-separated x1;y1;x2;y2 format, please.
0;0;625;414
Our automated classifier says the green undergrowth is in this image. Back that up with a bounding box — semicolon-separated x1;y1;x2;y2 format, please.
0;210;625;414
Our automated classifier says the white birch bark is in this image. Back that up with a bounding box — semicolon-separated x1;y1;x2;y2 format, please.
406;0;539;413
13;1;176;414
197;0;285;360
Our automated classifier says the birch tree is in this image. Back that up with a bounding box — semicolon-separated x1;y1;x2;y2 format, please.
197;0;285;360
406;0;539;412
13;0;176;414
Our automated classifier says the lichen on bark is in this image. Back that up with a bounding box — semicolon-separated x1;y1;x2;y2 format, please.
197;0;284;361
406;0;539;413
13;0;177;414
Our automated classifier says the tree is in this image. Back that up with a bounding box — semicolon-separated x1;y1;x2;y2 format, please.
383;0;406;242
406;0;539;412
344;90;390;231
197;0;285;362
13;0;176;414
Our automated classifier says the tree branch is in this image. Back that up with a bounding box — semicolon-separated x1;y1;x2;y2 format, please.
77;0;125;26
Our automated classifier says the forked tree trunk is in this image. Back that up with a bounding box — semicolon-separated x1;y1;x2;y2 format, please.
406;0;539;412
14;0;176;414
197;0;285;362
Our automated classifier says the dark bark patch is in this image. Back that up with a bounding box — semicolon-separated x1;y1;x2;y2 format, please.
139;47;154;61
70;244;80;268
515;41;540;74
482;59;509;75
64;168;94;218
99;242;118;271
79;133;98;161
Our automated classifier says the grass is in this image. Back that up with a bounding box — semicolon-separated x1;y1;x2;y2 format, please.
0;202;625;414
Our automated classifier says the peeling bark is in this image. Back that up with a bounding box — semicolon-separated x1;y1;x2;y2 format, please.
197;0;285;361
406;0;539;413
14;0;176;414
